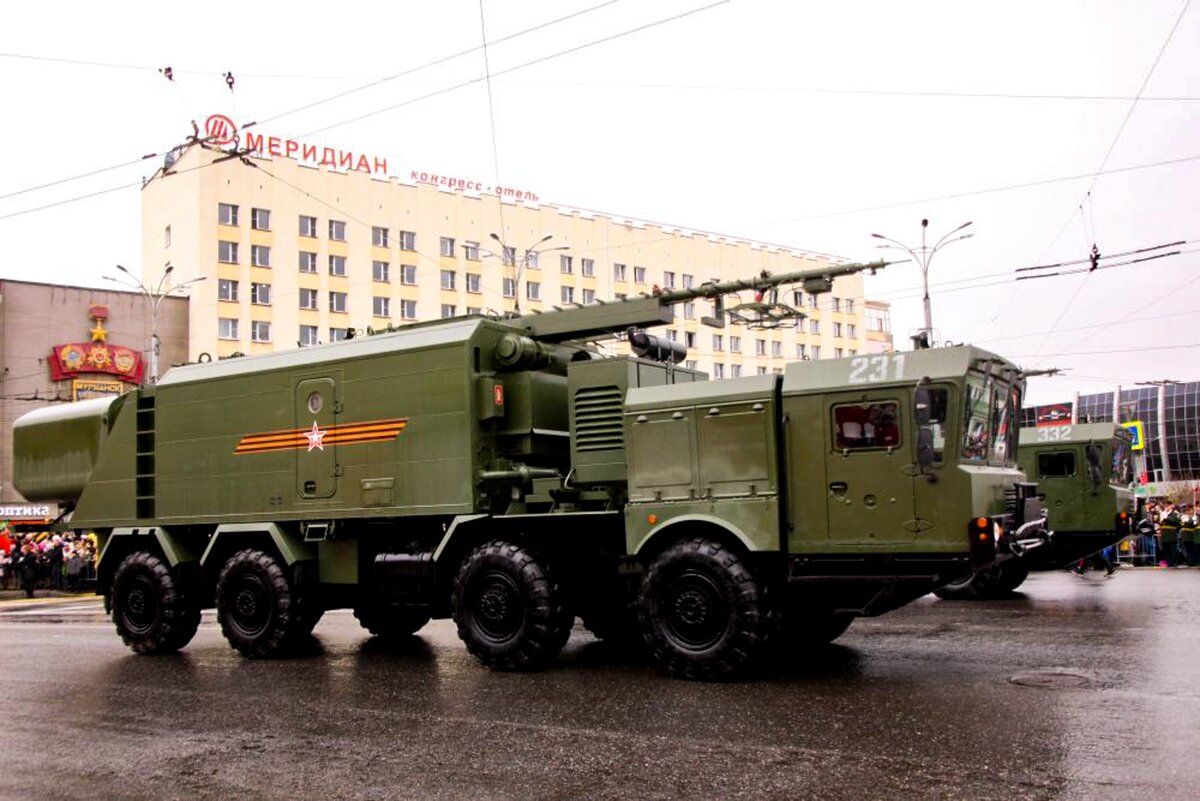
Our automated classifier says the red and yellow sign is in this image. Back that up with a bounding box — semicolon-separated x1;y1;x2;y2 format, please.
233;418;409;455
48;305;143;384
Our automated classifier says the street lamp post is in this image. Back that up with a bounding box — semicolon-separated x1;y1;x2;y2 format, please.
871;219;973;344
105;263;206;384
488;232;567;314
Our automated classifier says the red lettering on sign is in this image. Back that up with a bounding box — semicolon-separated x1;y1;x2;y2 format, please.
204;114;238;145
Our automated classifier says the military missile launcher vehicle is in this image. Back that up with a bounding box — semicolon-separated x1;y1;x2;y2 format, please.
935;422;1132;599
13;260;1044;679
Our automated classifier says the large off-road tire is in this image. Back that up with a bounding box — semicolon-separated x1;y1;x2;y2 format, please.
216;549;303;658
452;540;571;671
991;560;1030;593
110;551;201;654
934;559;1027;600
353;605;431;638
639;537;770;680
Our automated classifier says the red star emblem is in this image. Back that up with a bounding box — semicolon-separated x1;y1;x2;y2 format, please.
305;421;326;452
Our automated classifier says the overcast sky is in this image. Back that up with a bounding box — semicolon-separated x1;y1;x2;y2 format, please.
2;0;1197;405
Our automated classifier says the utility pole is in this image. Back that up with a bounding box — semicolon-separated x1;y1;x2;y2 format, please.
871;219;973;345
105;264;206;384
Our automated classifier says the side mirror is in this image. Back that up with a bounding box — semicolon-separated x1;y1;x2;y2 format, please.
917;427;936;471
914;381;935;477
1085;444;1103;492
914;386;932;426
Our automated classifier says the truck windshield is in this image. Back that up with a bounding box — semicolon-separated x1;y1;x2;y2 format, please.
1111;436;1133;485
962;376;991;462
962;377;1019;464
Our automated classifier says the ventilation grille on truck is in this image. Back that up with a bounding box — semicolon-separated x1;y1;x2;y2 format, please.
574;386;624;452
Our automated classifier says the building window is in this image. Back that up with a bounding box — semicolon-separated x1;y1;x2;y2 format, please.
634;266;646;283
833;322;843;338
713;363;725;378
582;288;595;305
251;321;271;343
299;325;318;346
731;364;742;378
299;251;317;273
250;283;271;306
771;341;782;358
501;246;516;265
808;295;819;310
164;225;171;248
373;296;390;318
831;297;841;312
329;255;346;276
218;318;239;339
682;274;694;289
847;324;857;338
503;278;516;298
464;241;480;261
560;255;573;274
792;290;804;307
846;299;855;313
399;230;416;251
440;269;456;290
683;302;695;319
299;215;317;237
251;208;270;231
440;237;456;257
713;334;724;352
441;304;456;318
218;203;239;226
466;306;481;316
525;250;540;270
581;258;595;277
613;263;627;281
561;286;575;304
812;345;821;359
834;348;843;358
796;344;807;359
466;273;481;293
373;261;390;282
756;339;767;356
526;281;540;301
685;331;696;347
757;367;768;375
251;244;271;268
217;279;239;302
810;319;820;334
329;291;347;313
400;299;417;319
329;219;346;241
329;327;348;342
686;360;697;371
730;336;741;353
372;226;389;247
400;264;417;285
218;241;239;263
663;271;676;289
299;288;318;310
666;330;678;342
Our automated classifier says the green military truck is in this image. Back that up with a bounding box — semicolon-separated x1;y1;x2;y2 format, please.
13;262;1042;679
936;422;1133;598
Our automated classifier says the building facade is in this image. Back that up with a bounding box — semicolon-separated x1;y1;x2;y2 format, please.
142;142;878;377
0;281;189;504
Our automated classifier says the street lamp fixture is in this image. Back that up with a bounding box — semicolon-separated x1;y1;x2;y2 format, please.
104;263;206;384
871;219;973;344
488;232;565;314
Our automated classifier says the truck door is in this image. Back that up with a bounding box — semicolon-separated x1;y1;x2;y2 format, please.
824;391;917;545
296;376;338;499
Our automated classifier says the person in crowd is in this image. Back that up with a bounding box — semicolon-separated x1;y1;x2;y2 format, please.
1181;506;1198;567
1158;504;1181;567
16;543;40;598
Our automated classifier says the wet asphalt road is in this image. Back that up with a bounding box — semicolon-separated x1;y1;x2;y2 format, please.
0;568;1196;801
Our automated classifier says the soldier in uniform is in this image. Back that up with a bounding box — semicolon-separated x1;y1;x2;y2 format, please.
1158;504;1181;567
1181;506;1198;566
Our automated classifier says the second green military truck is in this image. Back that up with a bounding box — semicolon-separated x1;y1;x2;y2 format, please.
936;422;1133;598
13;263;1045;679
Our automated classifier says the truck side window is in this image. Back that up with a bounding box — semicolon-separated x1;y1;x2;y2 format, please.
925;387;949;462
962;377;991;462
1037;451;1075;477
833;401;900;450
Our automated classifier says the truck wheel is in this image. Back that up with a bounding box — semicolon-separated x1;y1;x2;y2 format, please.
110;551;201;654
354;605;431;638
639;537;769;680
992;560;1030;593
216;549;301;658
452;541;571;671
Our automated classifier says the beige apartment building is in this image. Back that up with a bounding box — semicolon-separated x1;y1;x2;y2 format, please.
142;140;887;375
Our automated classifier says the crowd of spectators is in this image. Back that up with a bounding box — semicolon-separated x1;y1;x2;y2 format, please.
1128;500;1200;567
0;528;97;597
